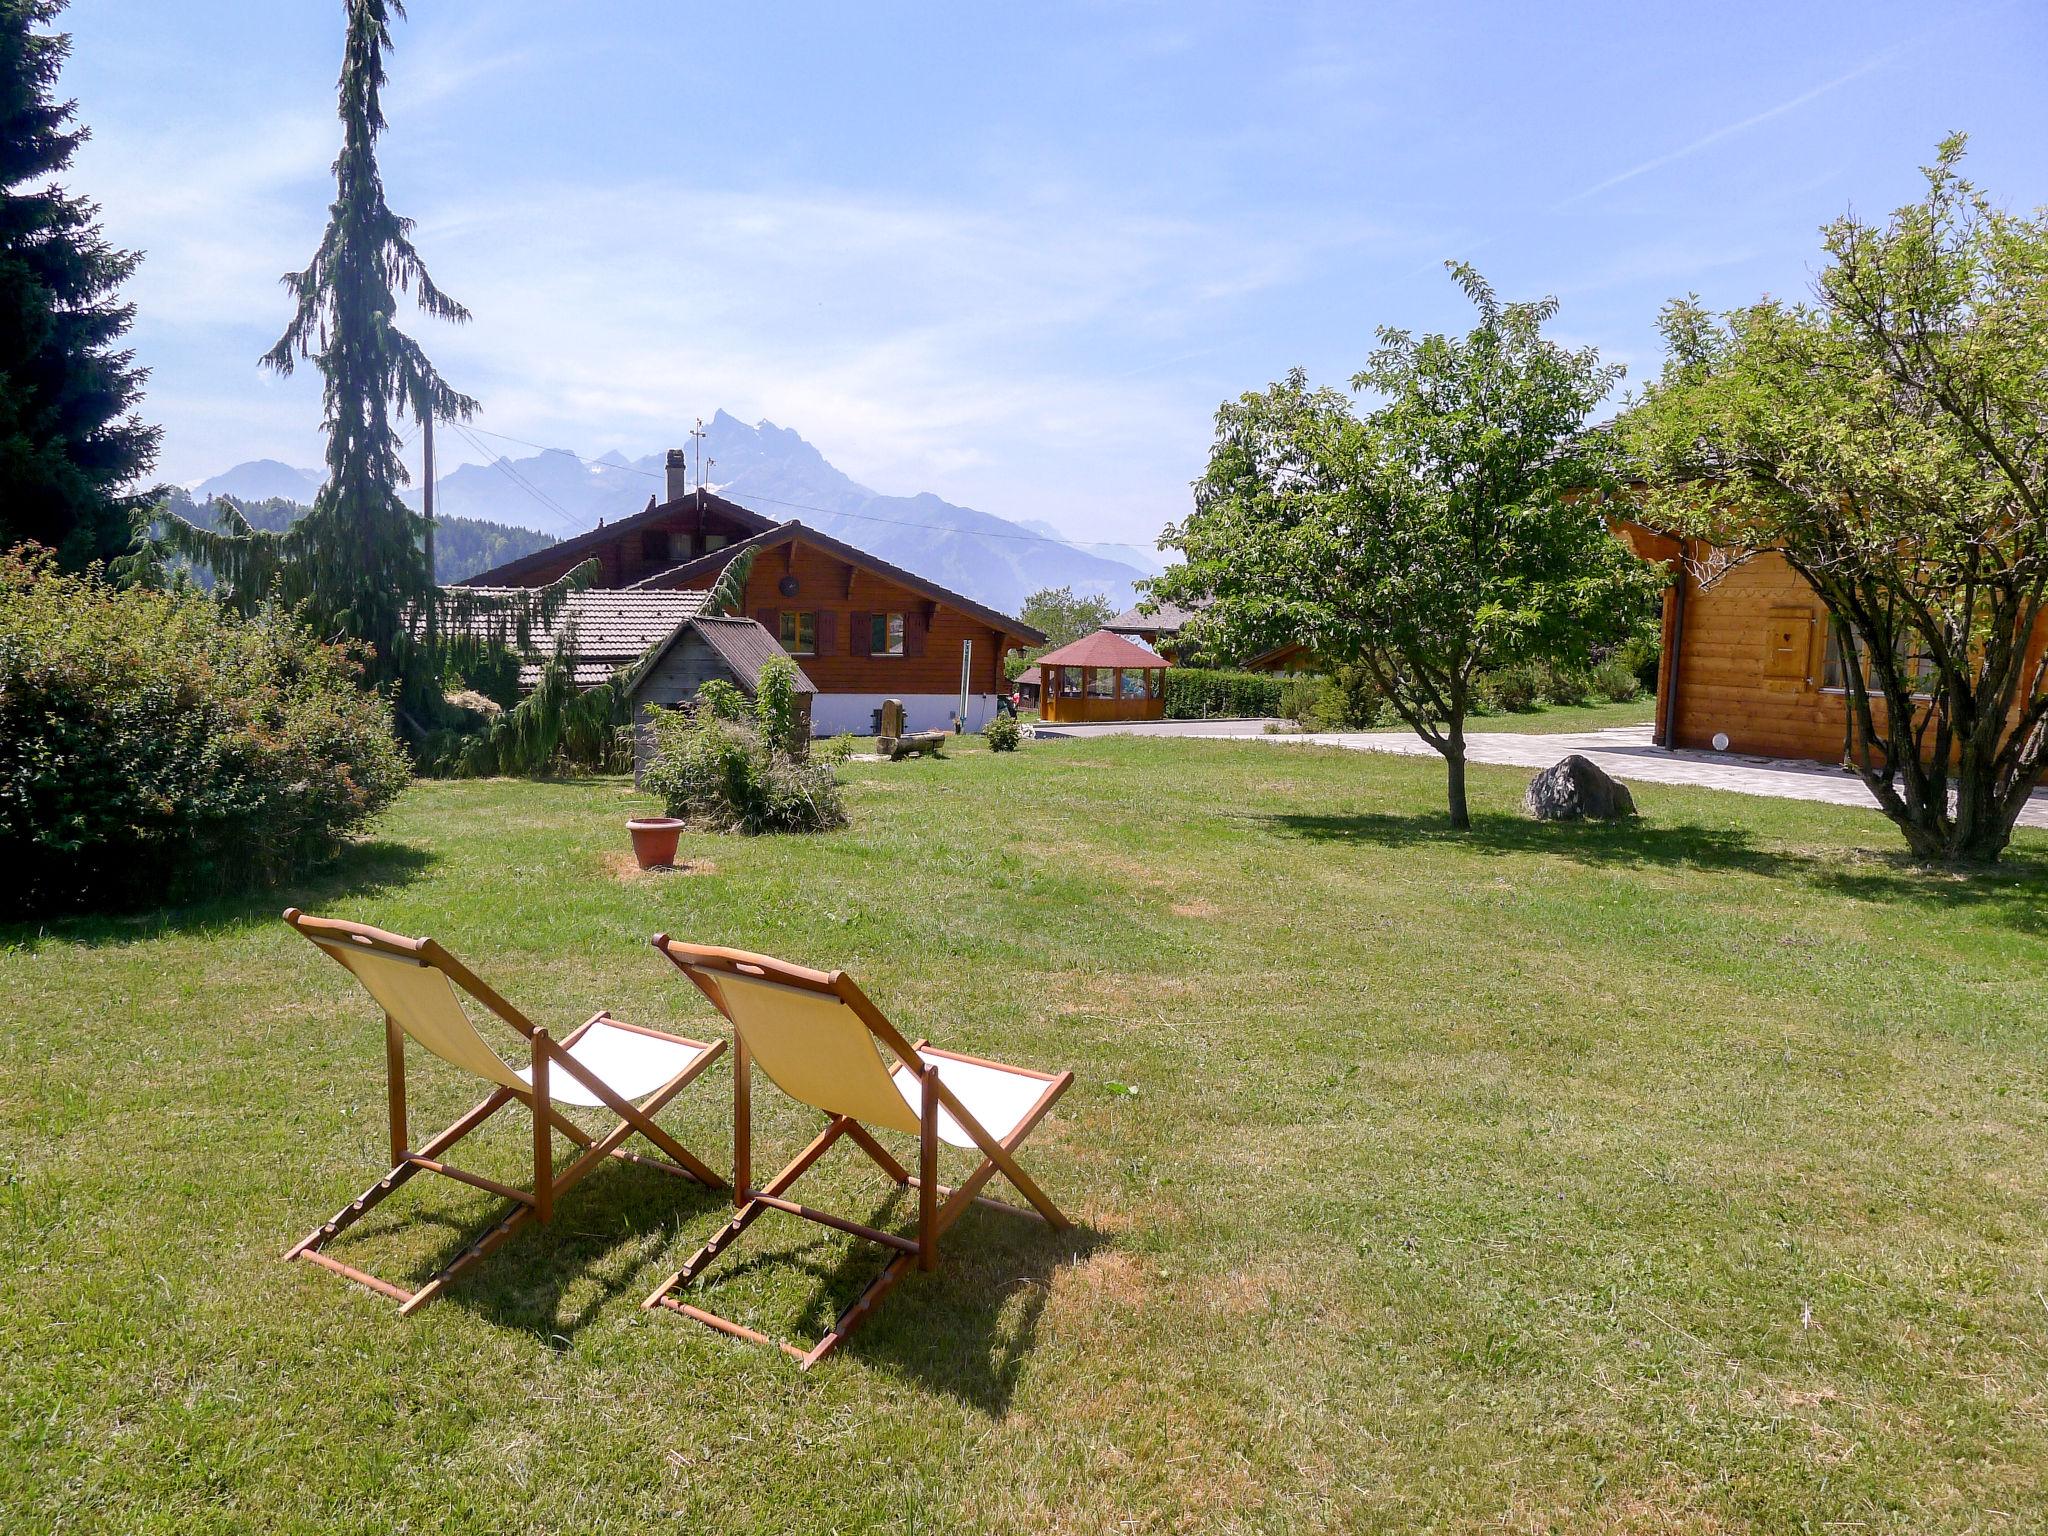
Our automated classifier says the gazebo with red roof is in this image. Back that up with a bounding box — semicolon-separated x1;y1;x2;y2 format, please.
1033;628;1169;724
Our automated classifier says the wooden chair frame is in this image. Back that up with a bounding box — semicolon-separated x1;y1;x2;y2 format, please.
641;937;1073;1369
283;910;727;1314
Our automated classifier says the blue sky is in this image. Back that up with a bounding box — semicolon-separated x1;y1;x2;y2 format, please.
63;0;2048;548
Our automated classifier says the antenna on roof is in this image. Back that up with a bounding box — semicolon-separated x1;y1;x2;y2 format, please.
689;416;708;509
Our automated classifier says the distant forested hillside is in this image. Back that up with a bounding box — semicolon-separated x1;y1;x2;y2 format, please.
162;490;557;584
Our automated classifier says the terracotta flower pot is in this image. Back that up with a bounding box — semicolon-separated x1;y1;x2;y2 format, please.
626;816;685;869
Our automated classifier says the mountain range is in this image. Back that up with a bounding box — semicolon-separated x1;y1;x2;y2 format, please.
190;412;1164;615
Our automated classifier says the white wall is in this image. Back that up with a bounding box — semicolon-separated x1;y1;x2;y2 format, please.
810;692;1001;737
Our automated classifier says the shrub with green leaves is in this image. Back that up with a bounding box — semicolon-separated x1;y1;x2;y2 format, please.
1617;632;1662;691
1163;667;1285;720
1279;666;1389;729
694;677;749;723
983;712;1021;751
1591;655;1642;703
1532;659;1592;707
1475;664;1540;714
640;707;845;835
752;655;806;755
0;548;409;915
818;733;860;765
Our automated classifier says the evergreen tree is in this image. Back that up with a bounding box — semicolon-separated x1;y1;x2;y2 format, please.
0;0;160;568
154;0;585;729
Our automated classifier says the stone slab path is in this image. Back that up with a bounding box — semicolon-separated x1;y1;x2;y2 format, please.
1031;720;2048;829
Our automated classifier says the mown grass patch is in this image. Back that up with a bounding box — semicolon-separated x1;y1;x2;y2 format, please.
4;735;2045;1532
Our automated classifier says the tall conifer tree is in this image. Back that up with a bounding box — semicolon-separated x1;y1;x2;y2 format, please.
0;0;160;568
159;0;584;728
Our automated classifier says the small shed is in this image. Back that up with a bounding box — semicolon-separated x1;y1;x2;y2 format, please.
1035;629;1168;724
629;616;817;778
1014;664;1042;704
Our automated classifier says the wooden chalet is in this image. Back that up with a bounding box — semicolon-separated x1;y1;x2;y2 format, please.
462;453;1045;736
1628;525;2048;765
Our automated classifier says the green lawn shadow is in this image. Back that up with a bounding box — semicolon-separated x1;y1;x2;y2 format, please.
3;837;435;951
322;1157;730;1341
692;1185;1103;1414
1256;809;2048;936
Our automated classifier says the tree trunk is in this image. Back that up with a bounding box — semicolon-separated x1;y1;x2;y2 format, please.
1444;713;1470;830
1940;753;2018;867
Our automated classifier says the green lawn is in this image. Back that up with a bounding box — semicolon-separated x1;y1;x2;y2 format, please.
6;737;2047;1533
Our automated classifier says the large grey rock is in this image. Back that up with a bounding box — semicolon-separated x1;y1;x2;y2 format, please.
1525;754;1637;821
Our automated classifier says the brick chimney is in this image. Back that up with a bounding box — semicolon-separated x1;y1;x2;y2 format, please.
665;448;690;504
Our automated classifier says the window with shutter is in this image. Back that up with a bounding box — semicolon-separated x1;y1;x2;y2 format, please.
779;611;816;655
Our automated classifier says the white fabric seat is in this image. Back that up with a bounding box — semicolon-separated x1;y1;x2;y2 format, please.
889;1054;1047;1148
517;1021;714;1108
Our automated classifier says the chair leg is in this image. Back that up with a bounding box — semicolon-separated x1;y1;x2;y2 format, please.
400;1200;536;1315
286;1086;512;1262
803;1251;916;1370
918;1065;939;1272
531;1028;553;1225
644;1117;848;1307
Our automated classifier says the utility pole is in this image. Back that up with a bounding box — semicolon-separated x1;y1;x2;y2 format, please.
422;411;438;644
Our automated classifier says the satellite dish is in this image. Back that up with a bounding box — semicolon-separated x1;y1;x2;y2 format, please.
777;574;800;598
1712;731;1730;751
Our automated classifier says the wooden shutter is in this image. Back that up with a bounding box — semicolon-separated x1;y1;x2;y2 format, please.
755;608;780;643
904;610;928;658
850;611;871;656
1763;607;1815;682
814;610;837;656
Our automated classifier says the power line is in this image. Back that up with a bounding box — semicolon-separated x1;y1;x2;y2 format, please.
451;421;1158;559
449;421;587;533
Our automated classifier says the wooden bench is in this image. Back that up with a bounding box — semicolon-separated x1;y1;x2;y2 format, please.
877;731;948;761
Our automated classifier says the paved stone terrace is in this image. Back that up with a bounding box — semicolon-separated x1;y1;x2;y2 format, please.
1029;720;2048;829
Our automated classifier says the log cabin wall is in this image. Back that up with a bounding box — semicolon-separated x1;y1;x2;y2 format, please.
675;537;1021;697
1659;548;2048;764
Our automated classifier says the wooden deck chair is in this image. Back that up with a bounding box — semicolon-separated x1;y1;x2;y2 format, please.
642;937;1074;1368
282;909;727;1313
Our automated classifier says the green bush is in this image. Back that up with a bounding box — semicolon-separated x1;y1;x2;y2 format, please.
983;712;1021;751
1532;659;1592;707
694;677;749;724
1163;668;1285;720
818;733;860;765
640;709;846;835
0;547;409;915
1280;666;1391;729
1618;631;1662;691
1591;655;1643;703
1475;663;1541;714
752;655;806;755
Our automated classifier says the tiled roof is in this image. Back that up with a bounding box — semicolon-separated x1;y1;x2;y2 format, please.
456;587;712;687
1105;601;1198;634
1033;629;1169;669
685;616;817;695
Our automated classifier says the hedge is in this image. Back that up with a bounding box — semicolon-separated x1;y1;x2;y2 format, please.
0;548;409;915
1163;667;1285;720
